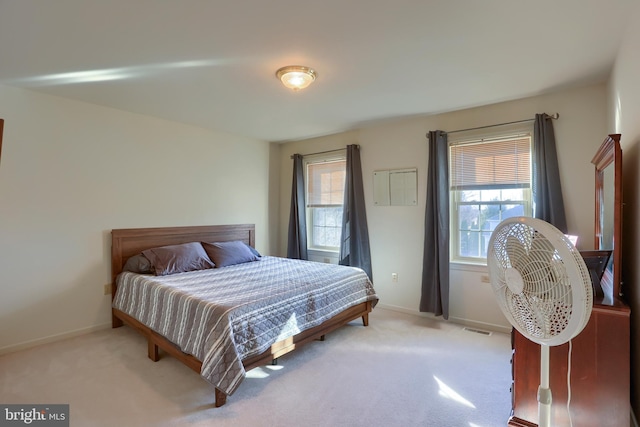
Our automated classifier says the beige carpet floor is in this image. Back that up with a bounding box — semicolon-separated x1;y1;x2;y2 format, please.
0;308;512;426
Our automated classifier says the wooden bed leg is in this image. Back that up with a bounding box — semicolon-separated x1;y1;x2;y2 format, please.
271;358;278;365
319;335;325;341
148;340;160;362
362;313;369;326
215;388;227;407
112;310;124;328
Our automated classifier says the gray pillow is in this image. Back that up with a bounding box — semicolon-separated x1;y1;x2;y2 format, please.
202;240;260;268
246;243;262;258
142;242;215;276
122;254;153;274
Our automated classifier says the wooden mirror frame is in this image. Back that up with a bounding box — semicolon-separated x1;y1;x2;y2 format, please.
591;134;622;301
0;119;4;165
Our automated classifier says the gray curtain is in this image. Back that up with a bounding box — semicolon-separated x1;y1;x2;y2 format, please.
533;114;567;233
287;154;308;259
420;131;450;319
339;145;373;281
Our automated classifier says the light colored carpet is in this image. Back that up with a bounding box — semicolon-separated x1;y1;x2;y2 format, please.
0;308;512;426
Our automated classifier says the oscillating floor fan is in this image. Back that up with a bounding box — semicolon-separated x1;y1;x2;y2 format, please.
487;217;593;427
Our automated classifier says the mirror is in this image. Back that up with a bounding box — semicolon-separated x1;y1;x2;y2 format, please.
591;134;622;303
0;119;3;165
600;163;615;249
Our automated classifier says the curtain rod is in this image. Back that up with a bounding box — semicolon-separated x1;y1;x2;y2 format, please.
290;146;355;159
426;113;559;139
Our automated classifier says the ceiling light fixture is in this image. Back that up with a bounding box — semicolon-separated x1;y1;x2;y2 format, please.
276;65;317;91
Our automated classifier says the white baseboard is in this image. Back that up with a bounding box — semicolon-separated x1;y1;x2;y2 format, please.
375;303;432;317
0;322;112;356
375;303;511;334
1;305;509;354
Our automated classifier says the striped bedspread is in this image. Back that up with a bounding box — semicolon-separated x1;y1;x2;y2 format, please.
113;256;378;396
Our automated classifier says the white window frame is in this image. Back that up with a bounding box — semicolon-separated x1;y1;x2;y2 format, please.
449;127;533;265
304;152;347;254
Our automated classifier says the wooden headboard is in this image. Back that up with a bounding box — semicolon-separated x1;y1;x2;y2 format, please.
111;224;255;297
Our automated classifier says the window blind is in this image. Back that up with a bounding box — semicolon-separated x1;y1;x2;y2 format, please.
307;160;346;207
450;136;531;190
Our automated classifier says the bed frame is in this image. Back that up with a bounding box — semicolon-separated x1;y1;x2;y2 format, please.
111;224;373;407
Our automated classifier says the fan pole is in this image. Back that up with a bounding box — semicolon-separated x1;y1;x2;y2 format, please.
538;344;552;427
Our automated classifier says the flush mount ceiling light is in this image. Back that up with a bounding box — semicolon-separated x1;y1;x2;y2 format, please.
276;65;317;91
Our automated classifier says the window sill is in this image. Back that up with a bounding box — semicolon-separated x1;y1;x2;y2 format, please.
308;248;339;255
450;261;488;273
308;249;339;264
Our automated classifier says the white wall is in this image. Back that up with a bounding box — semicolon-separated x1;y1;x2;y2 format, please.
609;1;640;418
0;85;271;353
278;84;608;332
0;78;608;356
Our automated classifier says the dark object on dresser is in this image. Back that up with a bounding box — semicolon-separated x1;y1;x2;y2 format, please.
580;250;611;299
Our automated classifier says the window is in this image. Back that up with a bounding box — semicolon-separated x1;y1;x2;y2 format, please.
306;156;346;252
450;134;532;263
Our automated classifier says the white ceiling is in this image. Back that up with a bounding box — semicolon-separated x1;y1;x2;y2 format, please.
0;0;634;142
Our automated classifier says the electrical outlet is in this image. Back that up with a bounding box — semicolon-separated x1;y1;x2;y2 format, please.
103;283;112;295
392;273;398;283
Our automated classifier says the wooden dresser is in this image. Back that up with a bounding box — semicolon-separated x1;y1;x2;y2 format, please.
509;298;630;426
509;135;630;426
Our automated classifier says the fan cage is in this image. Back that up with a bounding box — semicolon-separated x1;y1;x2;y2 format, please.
487;217;593;346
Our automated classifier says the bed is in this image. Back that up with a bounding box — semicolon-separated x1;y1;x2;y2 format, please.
111;224;378;407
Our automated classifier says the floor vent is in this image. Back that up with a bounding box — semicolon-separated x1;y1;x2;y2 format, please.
463;327;492;336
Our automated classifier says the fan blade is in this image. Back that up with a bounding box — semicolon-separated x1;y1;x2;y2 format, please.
529;232;556;261
505;235;527;271
507;292;545;339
